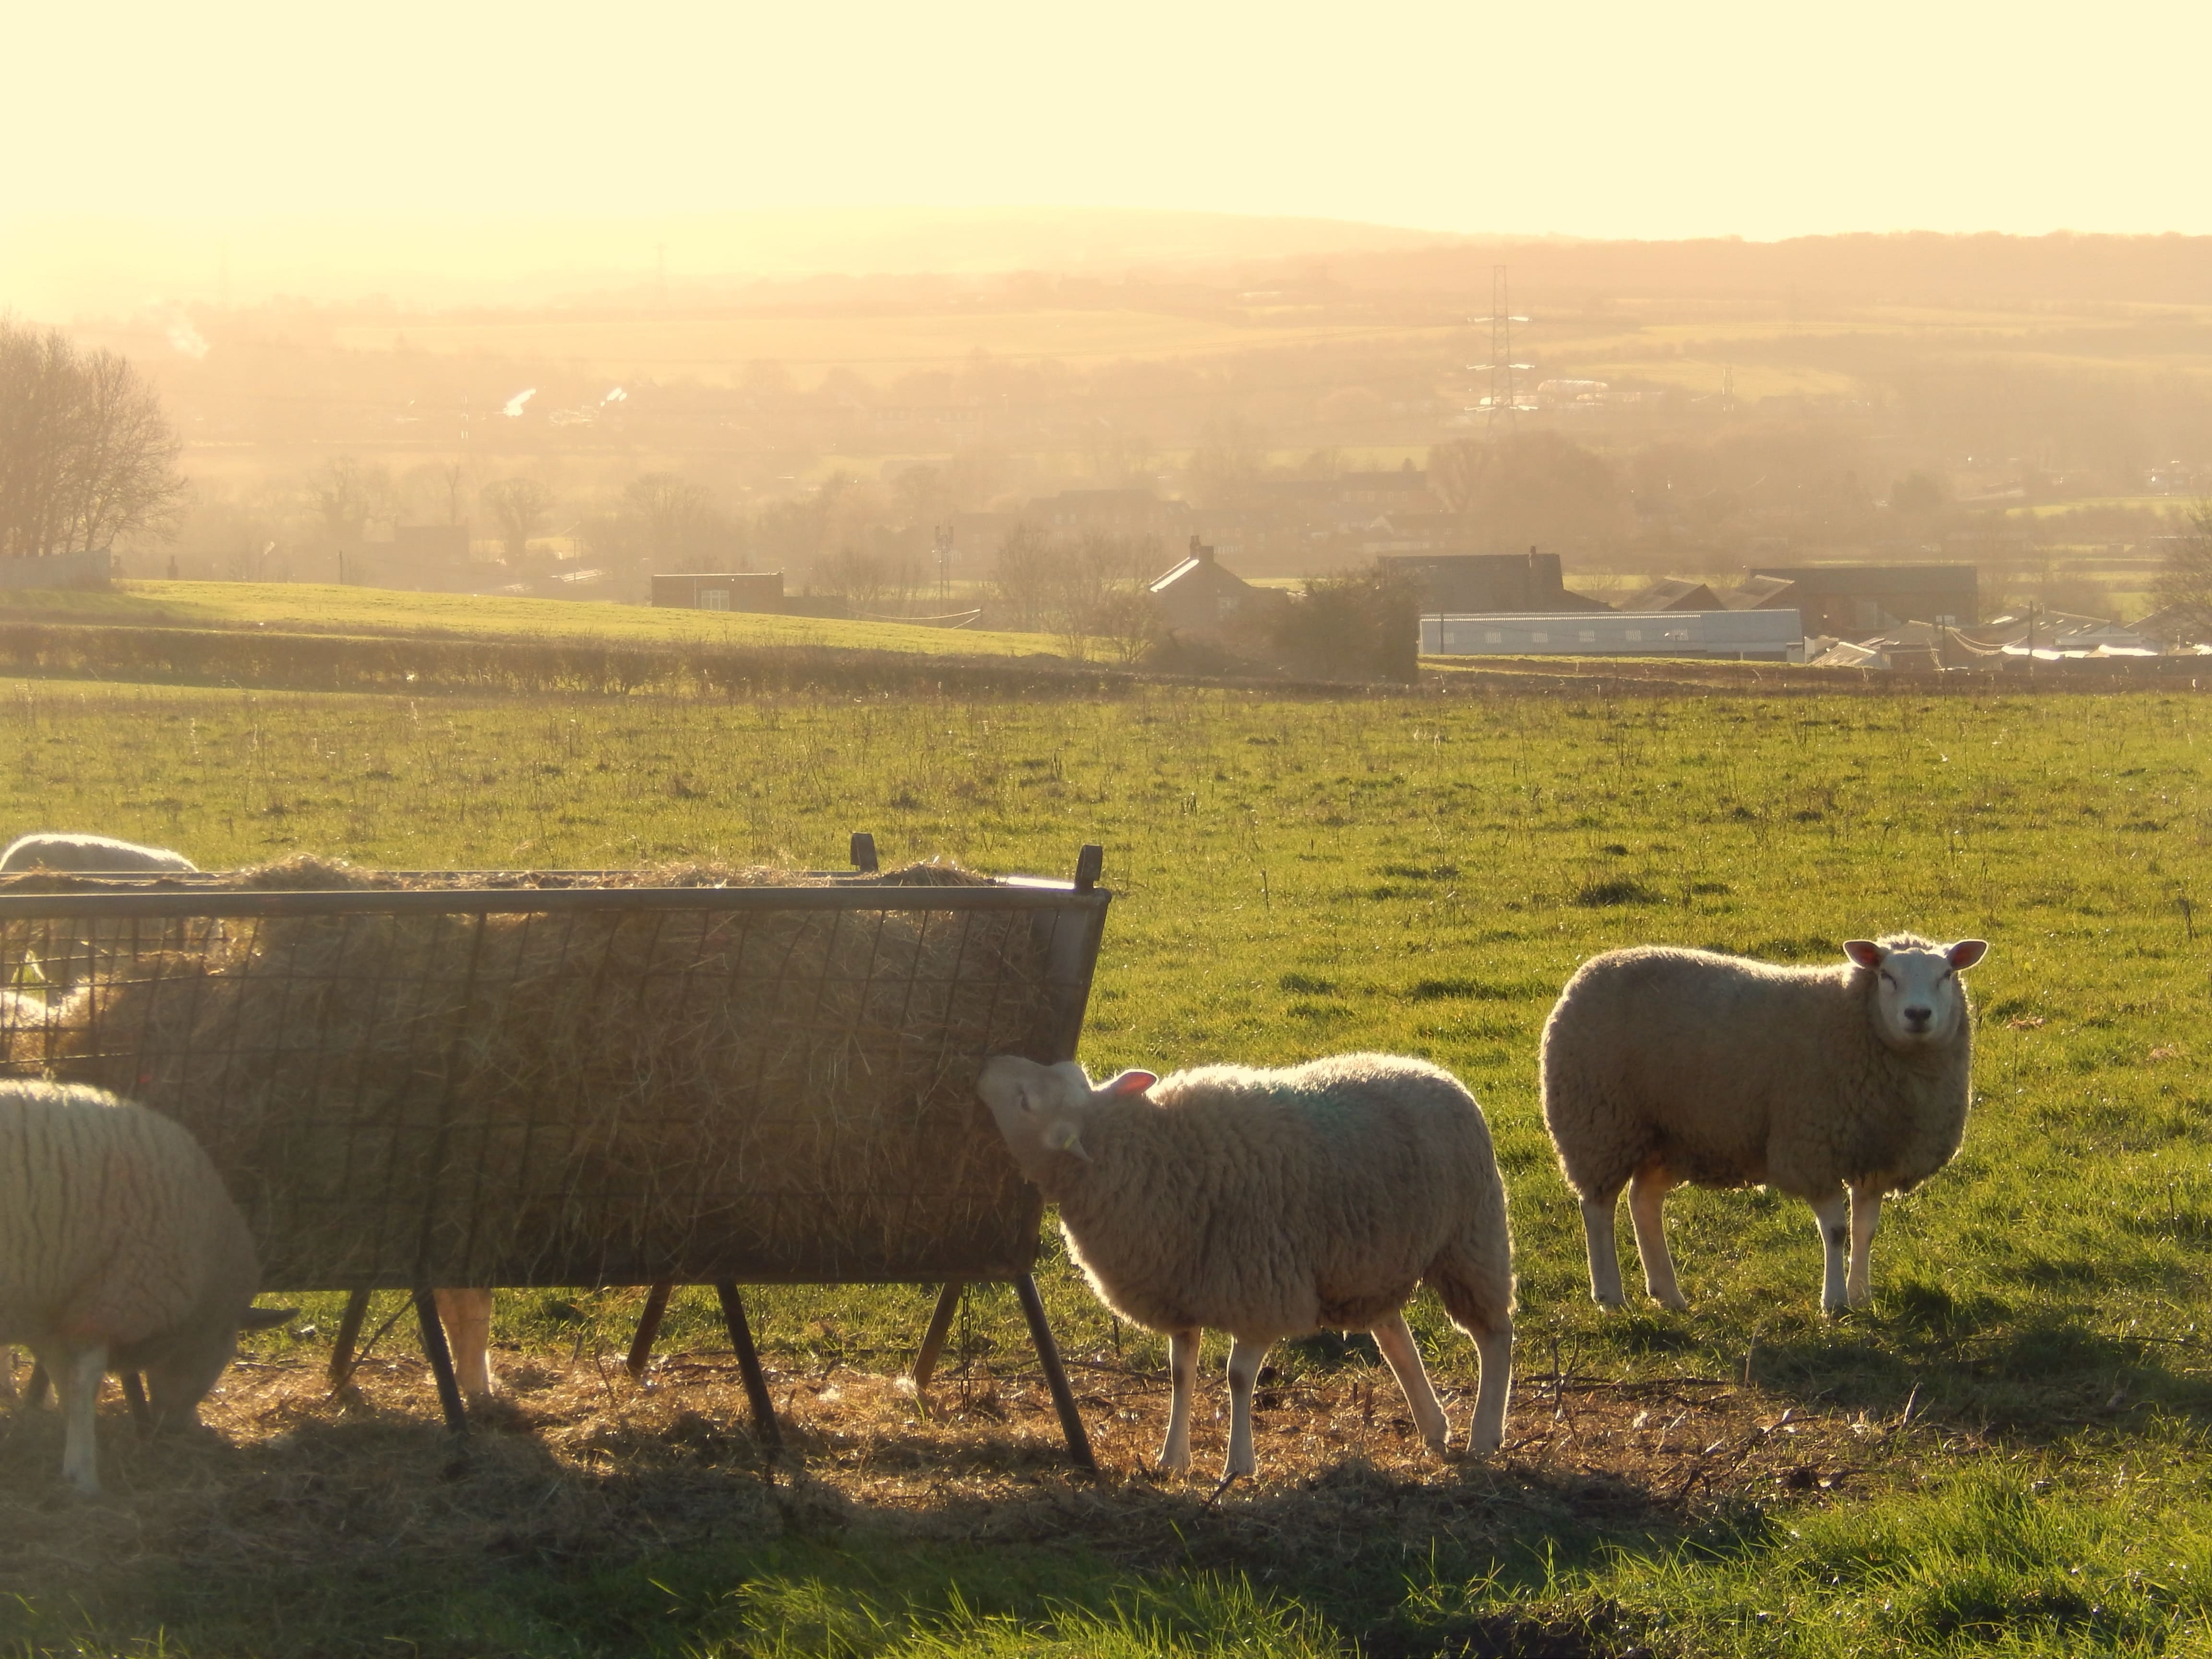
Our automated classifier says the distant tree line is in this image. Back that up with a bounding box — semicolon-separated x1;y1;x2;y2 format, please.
0;320;187;560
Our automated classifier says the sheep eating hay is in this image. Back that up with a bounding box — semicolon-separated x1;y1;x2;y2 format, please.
0;1080;289;1493
1540;933;1989;1315
977;1052;1514;1479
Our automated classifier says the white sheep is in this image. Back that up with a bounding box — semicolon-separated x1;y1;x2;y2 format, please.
0;833;198;874
977;1052;1515;1479
0;1080;291;1492
1540;934;1988;1316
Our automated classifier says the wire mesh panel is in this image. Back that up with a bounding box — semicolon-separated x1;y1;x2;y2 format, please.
0;868;1110;1292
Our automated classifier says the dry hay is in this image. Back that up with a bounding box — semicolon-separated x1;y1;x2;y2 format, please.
0;1336;1948;1629
2;856;1073;1290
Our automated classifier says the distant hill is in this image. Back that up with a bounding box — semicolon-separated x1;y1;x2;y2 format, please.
0;207;1467;318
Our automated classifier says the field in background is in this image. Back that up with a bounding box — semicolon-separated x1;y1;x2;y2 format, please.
0;581;1060;659
0;672;2208;1655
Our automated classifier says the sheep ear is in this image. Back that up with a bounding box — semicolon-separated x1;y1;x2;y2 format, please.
1042;1119;1090;1160
1843;940;1885;970
1097;1069;1156;1098
1947;939;1989;971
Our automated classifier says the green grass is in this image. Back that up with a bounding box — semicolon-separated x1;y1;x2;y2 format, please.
0;581;1063;660
4;676;2212;1654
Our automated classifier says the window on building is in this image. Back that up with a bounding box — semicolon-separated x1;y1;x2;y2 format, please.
1624;629;1644;642
1529;631;1549;644
1485;630;1503;644
1580;629;1597;643
700;589;729;611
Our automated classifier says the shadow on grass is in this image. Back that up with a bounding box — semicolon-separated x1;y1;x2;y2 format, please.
1742;1275;2212;1430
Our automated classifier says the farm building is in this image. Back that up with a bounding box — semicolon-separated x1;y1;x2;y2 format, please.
1147;538;1282;635
1379;550;1607;614
650;572;785;613
1750;565;1978;632
1422;608;1804;662
1623;577;1724;613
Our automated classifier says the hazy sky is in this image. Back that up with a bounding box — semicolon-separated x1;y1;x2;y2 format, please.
6;1;2208;240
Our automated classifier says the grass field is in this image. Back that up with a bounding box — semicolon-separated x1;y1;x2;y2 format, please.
0;582;1061;661
1;673;2209;1655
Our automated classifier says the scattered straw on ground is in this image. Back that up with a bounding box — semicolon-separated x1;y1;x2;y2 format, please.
0;1341;1953;1600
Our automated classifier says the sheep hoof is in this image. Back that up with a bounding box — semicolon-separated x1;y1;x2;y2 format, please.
1650;1290;1690;1311
1591;1292;1625;1310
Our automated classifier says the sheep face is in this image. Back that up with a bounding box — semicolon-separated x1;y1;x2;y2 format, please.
136;1327;240;1430
975;1056;1156;1181
128;1302;291;1431
1843;938;1988;1049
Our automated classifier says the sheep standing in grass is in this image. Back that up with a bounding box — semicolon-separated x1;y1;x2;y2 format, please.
0;1081;289;1492
0;834;198;875
977;1053;1514;1479
1540;934;1988;1316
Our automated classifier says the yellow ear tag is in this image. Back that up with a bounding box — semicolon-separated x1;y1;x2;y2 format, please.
1042;1120;1089;1160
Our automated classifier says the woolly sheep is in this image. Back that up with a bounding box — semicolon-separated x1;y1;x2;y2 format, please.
977;1052;1514;1479
0;1080;290;1492
0;833;198;875
1540;933;1989;1317
4;934;496;1411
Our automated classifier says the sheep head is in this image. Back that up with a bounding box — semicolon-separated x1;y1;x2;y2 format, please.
1843;936;1988;1050
976;1055;1156;1185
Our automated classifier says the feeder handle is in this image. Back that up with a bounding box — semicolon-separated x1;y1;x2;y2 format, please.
850;832;880;874
1074;844;1103;891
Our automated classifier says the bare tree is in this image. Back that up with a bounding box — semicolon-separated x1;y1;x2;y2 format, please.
2154;501;2212;636
308;456;393;547
481;477;556;563
0;319;187;561
1428;439;1490;517
821;544;890;611
991;520;1056;630
620;473;719;566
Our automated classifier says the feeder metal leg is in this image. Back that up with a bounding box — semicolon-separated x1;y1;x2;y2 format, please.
911;1282;964;1394
121;1370;153;1432
626;1284;673;1378
1014;1272;1096;1470
712;1283;782;1451
328;1288;372;1388
411;1286;469;1437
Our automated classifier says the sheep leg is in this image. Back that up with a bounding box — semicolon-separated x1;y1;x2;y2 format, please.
1847;1184;1884;1308
1579;1192;1628;1308
1628;1168;1689;1310
1467;1319;1513;1455
432;1288;495;1402
1159;1328;1198;1473
1369;1311;1449;1456
1223;1334;1269;1480
55;1345;106;1495
1808;1189;1851;1315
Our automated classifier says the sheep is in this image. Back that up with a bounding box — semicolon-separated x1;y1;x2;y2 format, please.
0;1080;291;1492
3;985;500;1413
1540;933;1989;1317
0;833;198;875
977;1052;1514;1479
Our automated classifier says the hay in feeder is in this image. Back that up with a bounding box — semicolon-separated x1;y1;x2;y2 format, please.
24;857;1073;1290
